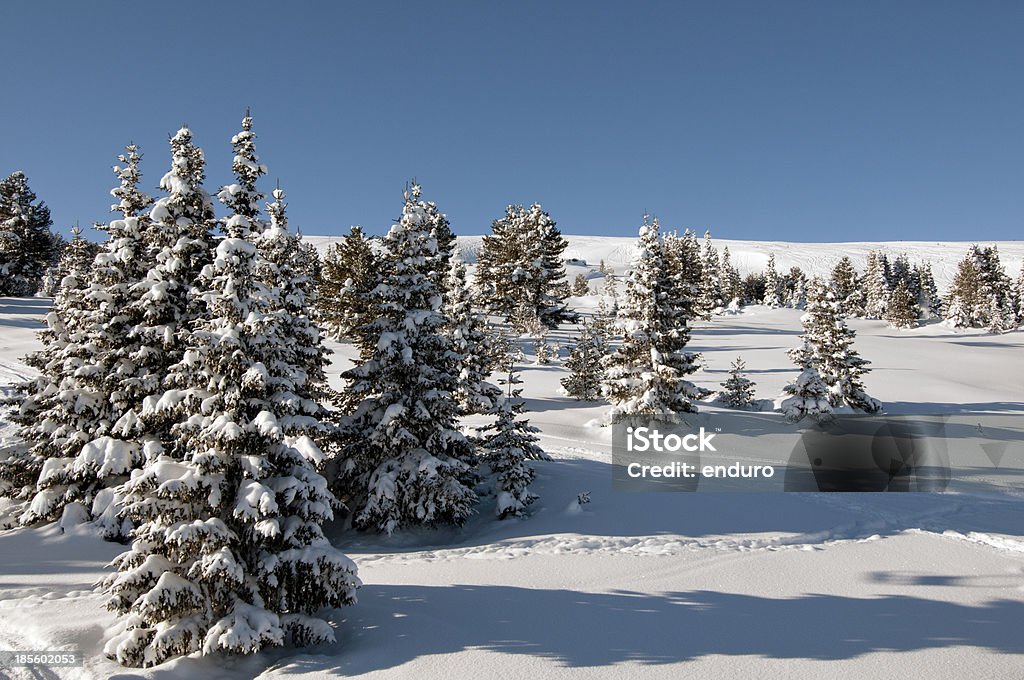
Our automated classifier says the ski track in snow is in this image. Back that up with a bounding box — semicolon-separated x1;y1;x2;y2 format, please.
348;456;1023;565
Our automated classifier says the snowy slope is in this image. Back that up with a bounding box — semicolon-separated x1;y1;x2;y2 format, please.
1;239;1024;679
304;234;1024;292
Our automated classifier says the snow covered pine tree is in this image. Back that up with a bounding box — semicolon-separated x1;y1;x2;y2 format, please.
337;182;478;534
444;256;501;414
719;356;756;409
601;215;702;419
481;367;545;518
790;279;881;413
561;321;606;401
104;117;358;666
779;337;834;423
0;170;61;296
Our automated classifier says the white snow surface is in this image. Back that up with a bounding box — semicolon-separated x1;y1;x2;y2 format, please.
2;235;1024;679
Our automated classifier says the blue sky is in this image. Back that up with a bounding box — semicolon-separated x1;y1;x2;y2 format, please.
2;1;1022;241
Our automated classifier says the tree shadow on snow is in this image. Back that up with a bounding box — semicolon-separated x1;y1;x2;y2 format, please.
288;585;1024;674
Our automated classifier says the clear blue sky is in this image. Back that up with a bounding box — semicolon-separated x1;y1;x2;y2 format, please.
2;1;1022;242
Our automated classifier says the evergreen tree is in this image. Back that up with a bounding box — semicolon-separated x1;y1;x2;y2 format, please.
592;281;617;345
661;229;701;321
601;217;702;418
719;356;756;409
972;245;1014;326
945;251;987;328
40;229;99;297
889;254;913;289
16;146;160;534
987;293;1016;334
885;280;920;329
914;261;943;320
571;273;590;296
481;368;542;519
444;257;501;415
476;203;575;327
336;184;477;534
104;118;358;666
863;250;890;320
1014;266;1024;326
533;330;553;365
696;230;722;319
257;186;332;412
317;226;380;354
742;272;766;306
784;266;807;309
779;338;833;423
797;280;881;413
830;256;864;316
0;170;61;296
761;253;782;307
131;126;218;447
601;267;618;308
561;321;605;400
0;224;99;507
718;245;743;306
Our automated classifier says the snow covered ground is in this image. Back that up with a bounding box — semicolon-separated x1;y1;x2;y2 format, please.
1;237;1023;679
304;234;1024;291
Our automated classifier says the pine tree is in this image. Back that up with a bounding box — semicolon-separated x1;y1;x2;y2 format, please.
257;186;332;413
662;229;701;321
561;321;605;400
743;272;766;306
476;203;576;327
0;171;61;296
317;226;380;355
779;338;833;423
719;356;756;409
885;280;920;329
571;273;590;296
914;261;943;320
533;330;553;365
987;293;1016;334
1014;266;1024;326
131;126;218;447
696;230;722;319
336;183;478;534
830;256;864;317
972;245;1014;327
797;280;881;412
863;250;890;320
40;228;99;297
444;257;500;415
601;267;618;308
592;280;617;345
889;254;912;288
104;118;358;666
718;246;743;307
601;217;702;418
761;253;782;307
0;224;99;508
481;368;542;519
945;251;986;328
14;146;160;534
784;266;807;309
